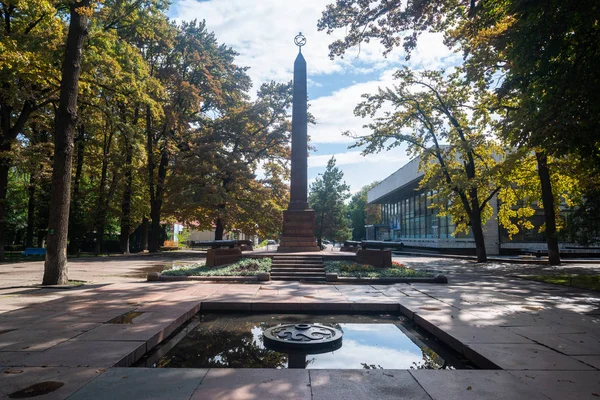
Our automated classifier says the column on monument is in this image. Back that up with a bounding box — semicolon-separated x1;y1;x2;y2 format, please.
289;52;308;210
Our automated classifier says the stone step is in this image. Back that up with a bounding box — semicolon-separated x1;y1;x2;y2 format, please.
271;259;323;265
271;271;325;276
271;268;325;273
276;247;321;252
272;256;323;260
270;275;326;281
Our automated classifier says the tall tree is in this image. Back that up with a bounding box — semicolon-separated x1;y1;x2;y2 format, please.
348;182;381;240
170;81;292;240
43;0;91;285
353;68;505;262
319;0;595;264
309;157;351;246
0;0;62;260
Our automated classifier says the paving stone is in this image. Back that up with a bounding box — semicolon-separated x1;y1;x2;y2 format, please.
191;368;310;400
0;326;91;351
0;351;36;367
23;340;146;367
72;322;171;343
432;325;534;353
410;370;549;400
574;356;600;370
510;370;600;400
69;367;207;400
309;370;431;400
465;343;595;370
0;367;102;400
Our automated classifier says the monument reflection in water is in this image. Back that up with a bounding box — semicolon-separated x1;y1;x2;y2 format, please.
262;323;343;369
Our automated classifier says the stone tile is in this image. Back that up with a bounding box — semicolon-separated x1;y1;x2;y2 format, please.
69;367;207;400
508;325;589;336
0;367;102;400
0;351;36;367
24;340;146;367
433;325;534;353
465;343;595;370
410;370;549;400
191;368;310;400
0;327;89;352
50;305;138;323
510;370;600;400
309;370;431;400
72;322;171;343
574;356;600;370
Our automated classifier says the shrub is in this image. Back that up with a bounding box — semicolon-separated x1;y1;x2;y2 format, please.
162;257;272;277
324;260;432;278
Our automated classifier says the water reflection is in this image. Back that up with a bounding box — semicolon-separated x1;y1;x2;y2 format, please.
152;314;455;370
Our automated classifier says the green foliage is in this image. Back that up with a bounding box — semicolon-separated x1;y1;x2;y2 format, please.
162;257;272;277
353;67;506;261
309;157;352;244
347;182;381;240
324;261;432;278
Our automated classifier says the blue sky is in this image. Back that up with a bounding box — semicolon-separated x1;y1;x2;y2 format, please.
169;0;462;193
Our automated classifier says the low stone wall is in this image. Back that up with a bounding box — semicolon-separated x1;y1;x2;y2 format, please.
356;249;392;268
206;248;242;267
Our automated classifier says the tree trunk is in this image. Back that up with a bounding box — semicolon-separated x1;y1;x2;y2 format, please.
119;136;133;254
0;160;9;261
215;217;224;240
43;0;90;285
25;172;36;248
68;124;85;254
149;206;161;252
141;217;149;251
469;188;487;262
536;151;561;265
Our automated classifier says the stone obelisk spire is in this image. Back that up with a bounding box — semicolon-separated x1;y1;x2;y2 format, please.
289;38;308;210
278;33;319;252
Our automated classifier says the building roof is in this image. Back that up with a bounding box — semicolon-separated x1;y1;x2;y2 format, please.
367;156;423;204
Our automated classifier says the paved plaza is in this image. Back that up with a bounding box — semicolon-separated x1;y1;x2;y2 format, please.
1;252;599;399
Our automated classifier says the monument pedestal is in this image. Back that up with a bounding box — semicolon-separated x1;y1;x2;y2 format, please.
278;209;320;252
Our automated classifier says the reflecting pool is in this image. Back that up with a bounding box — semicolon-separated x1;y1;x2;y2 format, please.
137;313;472;370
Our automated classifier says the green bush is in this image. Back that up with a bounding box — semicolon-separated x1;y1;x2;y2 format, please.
162;257;272;277
324;261;432;278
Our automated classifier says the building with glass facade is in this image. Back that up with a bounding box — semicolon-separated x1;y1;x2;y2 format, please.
367;157;501;255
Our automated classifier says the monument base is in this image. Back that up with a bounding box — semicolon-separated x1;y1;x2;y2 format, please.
278;209;320;252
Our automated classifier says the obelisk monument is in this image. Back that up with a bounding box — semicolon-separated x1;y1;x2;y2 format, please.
278;33;319;252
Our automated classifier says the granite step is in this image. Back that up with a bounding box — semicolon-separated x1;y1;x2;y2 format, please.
270;275;326;281
271;262;324;266
271;268;325;274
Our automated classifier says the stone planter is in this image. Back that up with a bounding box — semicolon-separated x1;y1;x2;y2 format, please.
325;273;338;282
257;272;271;282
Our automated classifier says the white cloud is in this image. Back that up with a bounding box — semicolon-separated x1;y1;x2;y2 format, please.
171;1;460;89
171;0;461;191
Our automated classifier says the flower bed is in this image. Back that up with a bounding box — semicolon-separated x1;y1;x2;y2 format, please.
162;258;271;277
324;260;432;278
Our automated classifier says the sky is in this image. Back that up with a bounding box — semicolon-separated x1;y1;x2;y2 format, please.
169;0;462;194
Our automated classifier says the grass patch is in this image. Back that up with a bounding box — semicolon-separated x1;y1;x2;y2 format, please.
162;258;271;277
521;275;600;292
324;261;433;278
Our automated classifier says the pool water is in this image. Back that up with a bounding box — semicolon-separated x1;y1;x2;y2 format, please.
137;313;472;370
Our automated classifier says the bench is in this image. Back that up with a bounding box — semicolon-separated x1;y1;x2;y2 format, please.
191;240;253;250
22;248;46;257
360;241;405;251
523;248;548;258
